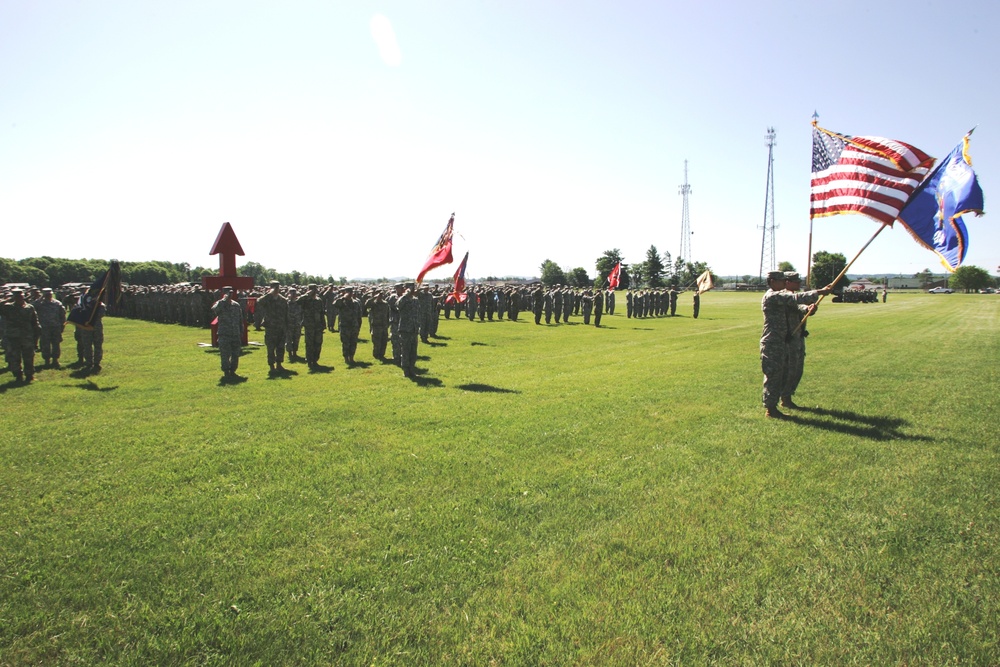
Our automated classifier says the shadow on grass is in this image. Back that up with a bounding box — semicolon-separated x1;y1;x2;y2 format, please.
425;341;447;347
432;335;452;340
218;374;248;386
410;369;443;387
787;407;933;442
470;342;489;347
266;368;299;381
456;383;520;394
0;378;25;393
347;361;373;369
309;364;335;374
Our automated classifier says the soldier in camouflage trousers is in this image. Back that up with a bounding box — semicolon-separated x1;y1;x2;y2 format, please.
297;284;327;369
760;271;830;418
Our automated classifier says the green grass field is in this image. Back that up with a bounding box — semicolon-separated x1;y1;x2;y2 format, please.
2;291;998;665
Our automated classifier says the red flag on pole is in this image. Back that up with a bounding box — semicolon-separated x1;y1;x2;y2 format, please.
451;251;469;303
416;214;455;283
608;261;621;290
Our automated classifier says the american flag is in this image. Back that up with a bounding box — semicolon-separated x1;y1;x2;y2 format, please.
811;124;935;226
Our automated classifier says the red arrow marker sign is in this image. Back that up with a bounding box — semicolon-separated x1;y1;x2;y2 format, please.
203;222;254;292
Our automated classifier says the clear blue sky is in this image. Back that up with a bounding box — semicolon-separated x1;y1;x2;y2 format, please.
2;1;996;281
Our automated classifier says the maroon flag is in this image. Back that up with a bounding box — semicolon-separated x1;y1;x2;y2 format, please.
607;261;621;290
416;214;455;283
811;123;935;226
451;251;469;303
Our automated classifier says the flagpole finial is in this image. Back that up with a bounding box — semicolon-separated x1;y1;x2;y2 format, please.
812;110;819;126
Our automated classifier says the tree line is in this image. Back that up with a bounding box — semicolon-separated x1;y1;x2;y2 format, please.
0;257;332;288
540;246;719;290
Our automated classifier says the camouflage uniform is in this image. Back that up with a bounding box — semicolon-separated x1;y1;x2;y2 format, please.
532;287;544;324
760;277;822;411
367;295;390;360
594;290;604;327
0;294;41;381
211;295;244;375
297;288;327;368
254;286;289;369
388;286;403;364
77;303;106;369
581;291;594;325
285;292;304;359
397;287;420;377
334;292;363;363
34;291;66;366
692;292;701;319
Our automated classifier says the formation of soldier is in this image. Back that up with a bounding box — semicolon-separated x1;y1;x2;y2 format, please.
0;284;106;383
5;277;696;385
625;287;684;318
834;288;882;303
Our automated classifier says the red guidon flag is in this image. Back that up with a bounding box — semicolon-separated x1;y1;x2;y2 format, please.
416;214;455;283
607;261;621;290
451;251;469;303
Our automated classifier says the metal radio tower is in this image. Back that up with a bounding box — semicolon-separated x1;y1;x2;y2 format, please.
678;160;692;262
758;127;778;280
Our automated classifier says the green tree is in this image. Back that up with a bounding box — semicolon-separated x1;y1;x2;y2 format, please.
238;262;276;284
595;249;624;284
124;263;171;285
644;245;665;287
914;268;934;288
778;261;796;272
539;259;566;286
567;267;591;288
949;265;992;293
810;251;850;290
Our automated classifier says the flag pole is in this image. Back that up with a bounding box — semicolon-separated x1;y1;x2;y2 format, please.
795;221;890;333
806;112;819;288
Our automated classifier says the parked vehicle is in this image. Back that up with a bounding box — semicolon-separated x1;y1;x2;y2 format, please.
928;287;954;293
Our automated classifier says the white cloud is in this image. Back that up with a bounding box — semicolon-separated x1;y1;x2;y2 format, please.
370;14;401;67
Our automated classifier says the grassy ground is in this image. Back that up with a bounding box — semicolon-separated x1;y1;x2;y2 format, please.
1;291;997;665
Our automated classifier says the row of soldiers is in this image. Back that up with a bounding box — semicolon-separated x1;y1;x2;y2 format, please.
0;286;105;383
211;281;431;379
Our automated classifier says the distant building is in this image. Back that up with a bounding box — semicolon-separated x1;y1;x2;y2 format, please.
888;275;945;289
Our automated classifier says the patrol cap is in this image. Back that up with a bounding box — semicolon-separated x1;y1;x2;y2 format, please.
343;286;354;293
307;283;317;289
405;281;416;289
767;271;786;281
784;271;801;282
41;287;53;293
10;288;23;295
393;282;405;288
269;280;280;287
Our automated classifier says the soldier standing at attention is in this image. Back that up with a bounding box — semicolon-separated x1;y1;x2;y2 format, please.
34;287;66;368
692;291;701;319
254;280;289;373
397;283;421;378
0;289;40;383
285;288;303;361
581;290;594;325
760;271;831;419
211;287;245;378
297;284;327;369
594;289;604;327
334;287;363;365
532;286;544;324
388;283;404;366
367;290;390;360
669;287;678;316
